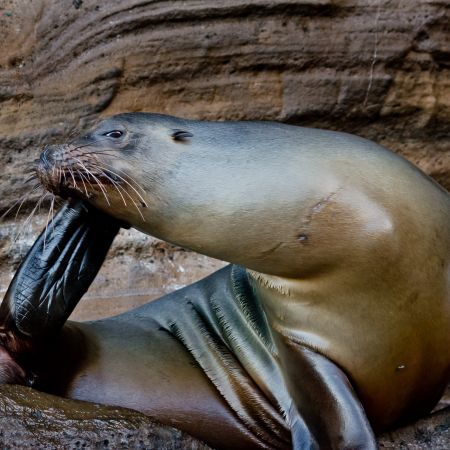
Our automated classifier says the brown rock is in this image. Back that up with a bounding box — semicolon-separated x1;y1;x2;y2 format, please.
378;406;450;450
0;0;449;194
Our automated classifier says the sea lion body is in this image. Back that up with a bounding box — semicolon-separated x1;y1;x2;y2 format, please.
61;266;292;449
2;114;450;449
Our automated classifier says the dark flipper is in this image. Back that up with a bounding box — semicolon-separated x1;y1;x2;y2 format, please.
0;200;120;339
281;341;377;450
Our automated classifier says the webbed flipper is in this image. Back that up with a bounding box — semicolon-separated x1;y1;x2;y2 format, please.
281;341;377;450
0;200;120;339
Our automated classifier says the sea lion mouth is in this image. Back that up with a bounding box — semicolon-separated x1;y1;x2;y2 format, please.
36;163;119;199
61;168;121;186
35;145;121;200
35;143;149;215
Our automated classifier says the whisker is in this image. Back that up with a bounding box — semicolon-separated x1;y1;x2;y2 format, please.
67;166;84;195
95;167;145;220
1;185;42;222
78;148;139;164
91;160;147;195
74;165;111;206
13;193;48;244
42;192;58;249
53;160;58;182
24;166;39;175
77;168;97;193
102;174;128;207
24;174;39;184
49;195;56;236
67;126;81;141
43;194;54;249
73;158;145;220
89;161;147;204
67;167;79;190
75;168;90;198
77;150;131;162
96;168;146;221
96;158;147;194
61;168;67;186
74;159;127;207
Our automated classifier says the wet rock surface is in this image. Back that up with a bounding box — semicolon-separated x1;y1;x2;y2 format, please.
0;384;448;449
378;406;450;450
0;385;211;449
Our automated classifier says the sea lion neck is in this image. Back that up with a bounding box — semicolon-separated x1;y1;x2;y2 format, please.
134;151;343;278
127;119;353;278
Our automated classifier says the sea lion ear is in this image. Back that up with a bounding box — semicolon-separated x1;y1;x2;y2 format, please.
171;129;193;141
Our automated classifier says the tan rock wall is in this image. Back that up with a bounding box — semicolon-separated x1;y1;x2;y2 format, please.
0;0;448;319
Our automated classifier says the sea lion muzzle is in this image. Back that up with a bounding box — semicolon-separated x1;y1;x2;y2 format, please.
36;141;122;200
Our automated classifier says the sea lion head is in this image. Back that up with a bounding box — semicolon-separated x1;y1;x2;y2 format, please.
35;113;187;228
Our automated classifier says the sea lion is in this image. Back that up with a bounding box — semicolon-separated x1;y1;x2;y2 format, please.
1;113;450;449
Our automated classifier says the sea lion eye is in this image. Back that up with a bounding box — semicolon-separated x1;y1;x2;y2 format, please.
104;130;123;139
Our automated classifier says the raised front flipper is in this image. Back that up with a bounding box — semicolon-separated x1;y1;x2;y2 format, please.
281;341;377;450
0;200;120;339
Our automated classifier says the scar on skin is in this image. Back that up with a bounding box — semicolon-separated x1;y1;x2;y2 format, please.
296;189;342;244
302;189;342;227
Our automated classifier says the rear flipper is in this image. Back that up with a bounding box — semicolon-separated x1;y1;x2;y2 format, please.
284;342;377;450
0;200;120;384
